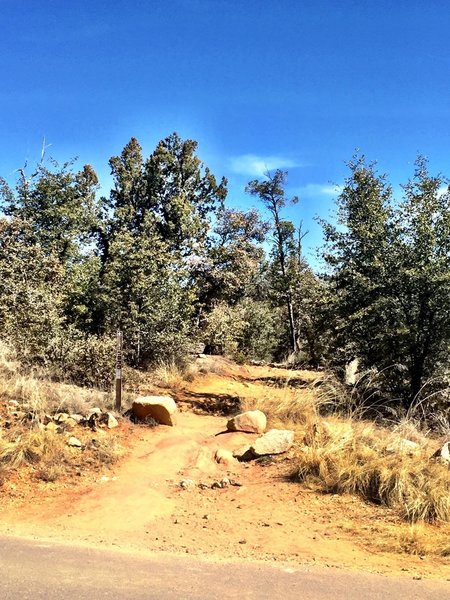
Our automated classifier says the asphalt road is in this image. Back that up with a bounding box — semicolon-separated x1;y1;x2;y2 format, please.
0;536;448;599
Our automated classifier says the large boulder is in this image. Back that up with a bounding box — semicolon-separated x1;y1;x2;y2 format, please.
132;396;178;426
251;429;294;457
227;410;267;434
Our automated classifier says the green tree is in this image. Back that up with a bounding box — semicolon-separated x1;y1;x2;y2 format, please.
321;155;394;368
1;160;100;263
197;207;268;309
322;155;450;408
98;133;227;365
145;133;227;254
246;170;299;354
0;217;64;363
394;157;450;405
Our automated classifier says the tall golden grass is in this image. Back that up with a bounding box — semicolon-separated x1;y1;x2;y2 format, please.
240;376;450;525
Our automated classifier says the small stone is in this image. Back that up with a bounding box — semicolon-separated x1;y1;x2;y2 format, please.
104;412;119;429
214;448;237;466
45;422;59;432
179;479;195;490
69;414;85;424
54;412;70;423
229;479;242;487
87;407;102;418
386;438;420;456
238;539;247;544
431;441;450;465
233;445;254;460
67;436;82;448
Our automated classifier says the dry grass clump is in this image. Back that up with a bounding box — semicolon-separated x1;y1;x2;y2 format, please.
0;342;20;377
0;343;124;483
293;419;450;523
0;424;124;483
374;522;450;557
0;428;69;470
0;342;112;417
89;435;124;465
153;360;195;391
152;356;233;391
239;378;450;526
240;386;320;428
1;376;112;417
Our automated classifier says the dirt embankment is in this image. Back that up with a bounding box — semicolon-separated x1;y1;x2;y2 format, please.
0;358;448;581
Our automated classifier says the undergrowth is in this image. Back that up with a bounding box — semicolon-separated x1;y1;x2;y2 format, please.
240;371;450;528
0;342;124;484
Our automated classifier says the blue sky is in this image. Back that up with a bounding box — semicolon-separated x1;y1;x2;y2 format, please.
2;0;450;263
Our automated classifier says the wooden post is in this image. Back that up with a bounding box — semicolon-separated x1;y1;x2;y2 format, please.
115;330;123;412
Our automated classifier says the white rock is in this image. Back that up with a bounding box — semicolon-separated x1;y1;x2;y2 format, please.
179;479;195;489
251;429;294;456
345;358;360;385
386;438;420;456
69;414;85;424
214;448;237;466
431;441;450;465
132;396;178;426
227;410;267;434
67;436;82;448
104;412;119;429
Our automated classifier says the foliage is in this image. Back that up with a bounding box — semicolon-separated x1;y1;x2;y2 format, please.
0;217;64;364
322;155;450;408
246;170;299;353
197;207;269;308
204;299;281;361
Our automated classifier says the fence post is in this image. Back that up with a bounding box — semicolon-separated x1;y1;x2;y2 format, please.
115;330;123;412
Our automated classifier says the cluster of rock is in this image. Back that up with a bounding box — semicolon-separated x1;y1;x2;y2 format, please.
180;477;241;490
44;408;118;432
43;408;119;448
1;401;119;449
217;409;295;462
2;400;118;432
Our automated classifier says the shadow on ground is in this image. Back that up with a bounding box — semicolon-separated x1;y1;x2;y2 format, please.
172;391;240;416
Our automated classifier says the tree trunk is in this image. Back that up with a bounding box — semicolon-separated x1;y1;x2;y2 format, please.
286;293;298;354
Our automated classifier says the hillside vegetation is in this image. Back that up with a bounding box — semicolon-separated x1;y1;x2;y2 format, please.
0;136;449;545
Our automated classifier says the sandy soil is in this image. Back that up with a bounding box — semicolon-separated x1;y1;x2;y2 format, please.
0;359;448;582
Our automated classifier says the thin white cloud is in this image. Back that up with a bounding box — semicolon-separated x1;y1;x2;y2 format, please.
229;154;302;177
297;183;343;198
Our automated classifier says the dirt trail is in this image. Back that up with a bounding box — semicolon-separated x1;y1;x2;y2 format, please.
0;360;449;581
